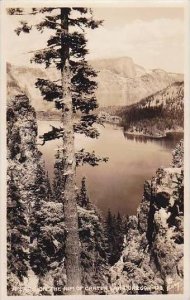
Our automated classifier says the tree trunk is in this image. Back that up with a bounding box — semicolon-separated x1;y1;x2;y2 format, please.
60;8;82;294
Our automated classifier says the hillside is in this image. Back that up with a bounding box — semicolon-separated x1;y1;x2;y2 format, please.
120;81;184;138
7;59;184;296
90;57;139;78
7;58;183;113
7;67;52;295
109;141;184;294
7;67;109;296
90;57;183;107
7;63;56;112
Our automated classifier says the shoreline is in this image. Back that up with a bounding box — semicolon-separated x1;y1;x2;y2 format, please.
125;129;184;139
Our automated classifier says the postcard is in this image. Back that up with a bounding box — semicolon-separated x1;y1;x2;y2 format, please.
0;0;189;299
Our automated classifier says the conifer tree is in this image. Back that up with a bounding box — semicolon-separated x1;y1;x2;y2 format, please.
105;209;124;265
116;211;124;256
77;177;91;209
8;7;105;293
77;180;109;294
53;166;109;293
30;200;66;293
7;170;28;282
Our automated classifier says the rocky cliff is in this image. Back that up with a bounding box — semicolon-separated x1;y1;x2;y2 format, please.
7;65;109;295
90;57;138;78
7;64;52;295
7;58;183;112
91;57;183;107
7;64;51;208
110;141;184;295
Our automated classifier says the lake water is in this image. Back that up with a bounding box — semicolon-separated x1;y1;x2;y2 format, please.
37;121;183;216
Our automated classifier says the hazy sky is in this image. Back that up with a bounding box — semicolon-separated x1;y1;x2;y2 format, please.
5;7;184;73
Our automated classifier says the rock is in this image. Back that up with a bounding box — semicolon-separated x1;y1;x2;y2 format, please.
7;59;184;111
109;141;184;294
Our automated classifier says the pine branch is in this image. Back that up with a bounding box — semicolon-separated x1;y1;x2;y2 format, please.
72;95;98;113
38;125;64;145
72;8;88;14
69;16;103;29
36;17;61;32
70;59;97;78
74;122;100;138
15;21;32;35
23;45;57;55
7;7;57;15
30;48;61;68
7;8;32;15
35;78;62;101
76;149;108;167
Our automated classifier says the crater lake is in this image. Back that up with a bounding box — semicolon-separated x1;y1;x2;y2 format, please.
37;120;183;216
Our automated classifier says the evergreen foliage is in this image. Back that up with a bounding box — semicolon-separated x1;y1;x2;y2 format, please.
105;209;125;265
119;81;184;135
77;177;91;209
53;172;109;294
7;171;29;281
30;201;66;278
7;7;104;146
8;6;108;294
77;178;109;294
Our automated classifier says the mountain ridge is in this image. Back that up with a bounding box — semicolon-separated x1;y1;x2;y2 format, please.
7;57;183;111
119;81;184;137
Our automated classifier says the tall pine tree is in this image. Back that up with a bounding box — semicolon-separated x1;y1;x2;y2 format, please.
105;209;125;265
8;7;105;293
7;171;28;283
77;177;91;209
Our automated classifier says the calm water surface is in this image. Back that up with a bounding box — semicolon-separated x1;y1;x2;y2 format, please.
37;121;183;216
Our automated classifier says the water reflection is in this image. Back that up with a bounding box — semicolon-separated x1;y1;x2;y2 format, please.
37;120;183;217
124;131;183;150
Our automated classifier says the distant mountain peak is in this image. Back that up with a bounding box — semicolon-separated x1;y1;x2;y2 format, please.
7;58;184;111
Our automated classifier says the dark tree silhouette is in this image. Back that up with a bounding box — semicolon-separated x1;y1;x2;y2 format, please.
8;7;106;293
7;171;28;282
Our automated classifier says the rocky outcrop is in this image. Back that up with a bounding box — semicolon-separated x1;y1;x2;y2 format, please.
7;64;52;295
7;59;183;111
110;141;184;295
7;66;50;209
7;63;56;112
90;57;137;78
7;66;109;295
91;58;183;107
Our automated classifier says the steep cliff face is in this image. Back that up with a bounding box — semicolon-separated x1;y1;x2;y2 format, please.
7;67;109;295
7;66;52;295
110;141;184;295
7;59;183;111
96;69;183;107
7;63;56;112
7;66;50;208
91;57;183;107
90;57;138;78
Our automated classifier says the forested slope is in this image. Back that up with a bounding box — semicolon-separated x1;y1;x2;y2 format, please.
120;81;184;137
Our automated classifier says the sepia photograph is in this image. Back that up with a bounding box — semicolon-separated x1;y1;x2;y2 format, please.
0;0;189;298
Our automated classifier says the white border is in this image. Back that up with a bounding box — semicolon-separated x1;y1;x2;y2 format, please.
0;1;189;300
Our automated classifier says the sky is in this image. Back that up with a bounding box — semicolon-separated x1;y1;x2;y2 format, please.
5;6;184;73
